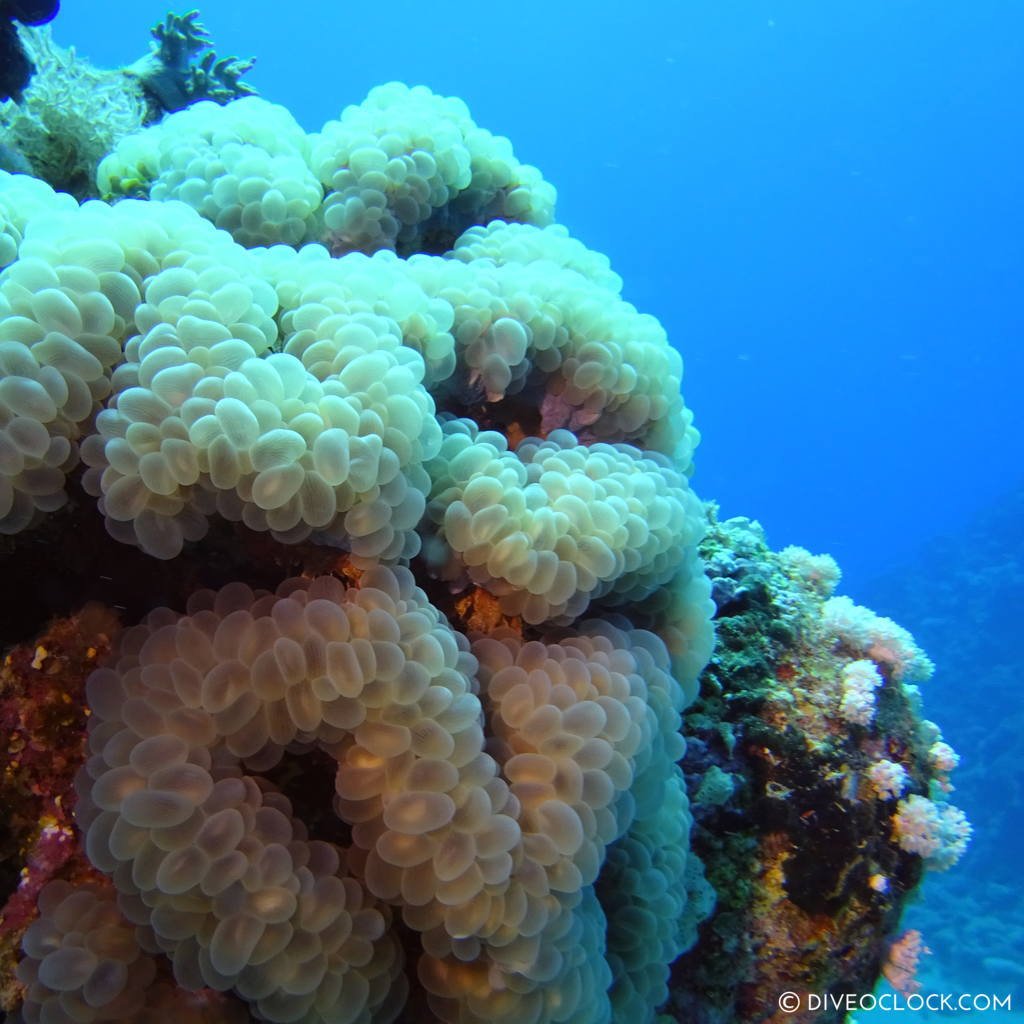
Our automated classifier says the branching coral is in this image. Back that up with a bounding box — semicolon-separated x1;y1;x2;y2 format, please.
123;10;256;117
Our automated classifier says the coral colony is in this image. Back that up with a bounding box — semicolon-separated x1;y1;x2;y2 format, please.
0;11;969;1024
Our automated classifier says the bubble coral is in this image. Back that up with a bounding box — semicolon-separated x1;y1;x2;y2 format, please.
0;70;716;1020
424;420;703;624
0;41;969;1024
15;879;248;1023
61;565;706;1024
99;83;555;259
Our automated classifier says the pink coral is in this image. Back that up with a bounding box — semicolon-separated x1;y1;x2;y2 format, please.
822;596;934;682
867;759;908;800
882;929;930;995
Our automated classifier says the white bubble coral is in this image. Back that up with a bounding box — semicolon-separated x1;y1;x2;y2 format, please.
0;169;77;270
15;880;248;1023
437;221;696;462
6;199;442;561
310;82;555;256
72;568;701;1023
425;419;705;624
98;97;322;247
0;104;699;555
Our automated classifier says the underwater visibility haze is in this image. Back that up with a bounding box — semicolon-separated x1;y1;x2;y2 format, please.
0;1;1021;1022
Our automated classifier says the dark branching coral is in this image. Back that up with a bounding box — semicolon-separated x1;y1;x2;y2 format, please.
124;10;257;119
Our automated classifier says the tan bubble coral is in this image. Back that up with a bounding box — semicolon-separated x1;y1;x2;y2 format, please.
1;76;715;1024
15;880;248;1024
61;565;704;1023
425;419;705;625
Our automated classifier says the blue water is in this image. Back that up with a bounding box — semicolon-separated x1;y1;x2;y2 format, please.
51;0;1024;1006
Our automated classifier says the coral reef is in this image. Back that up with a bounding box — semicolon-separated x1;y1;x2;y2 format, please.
0;508;966;1024
0;61;712;1020
0;11;254;198
665;514;967;1024
0;19;971;1024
